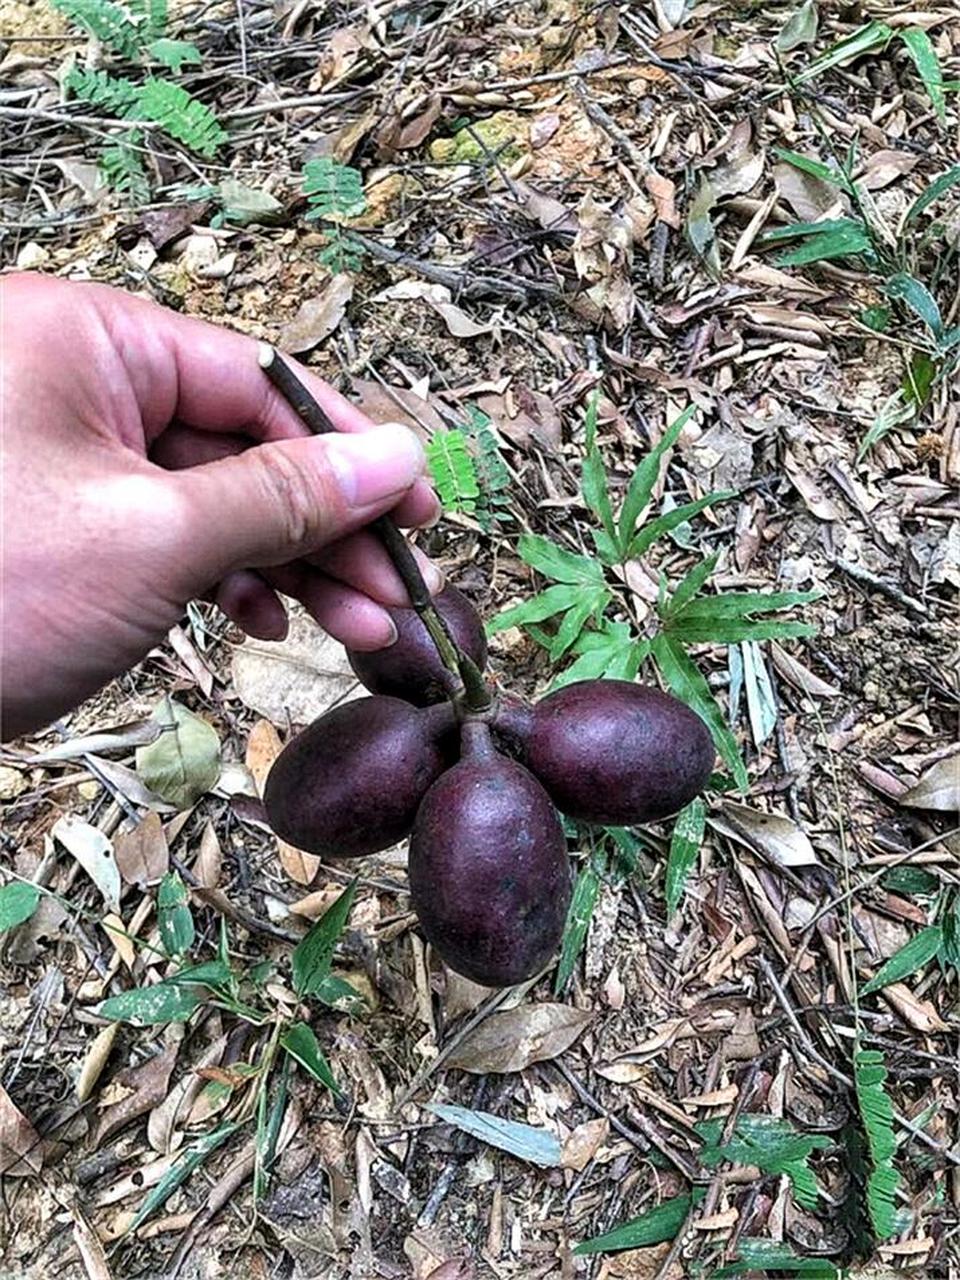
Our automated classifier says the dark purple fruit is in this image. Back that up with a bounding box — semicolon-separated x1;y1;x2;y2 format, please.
347;584;487;706
495;681;714;825
409;723;570;987
264;697;454;859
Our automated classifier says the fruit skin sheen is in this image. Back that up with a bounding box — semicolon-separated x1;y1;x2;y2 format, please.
409;728;570;987
264;696;452;860
347;585;487;707
496;680;715;825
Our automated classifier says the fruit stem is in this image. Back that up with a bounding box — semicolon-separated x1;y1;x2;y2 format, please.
258;346;492;711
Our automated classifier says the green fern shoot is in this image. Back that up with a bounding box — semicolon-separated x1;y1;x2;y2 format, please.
854;1045;901;1240
99;130;150;202
427;429;480;516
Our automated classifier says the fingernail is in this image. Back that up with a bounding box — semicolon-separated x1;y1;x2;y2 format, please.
326;425;424;509
422;497;443;529
423;559;445;593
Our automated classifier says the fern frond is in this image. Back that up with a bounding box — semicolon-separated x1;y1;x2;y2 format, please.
65;67;141;117
52;0;143;56
426;429;480;515
128;0;166;37
99;130;151;203
854;1047;901;1240
138;78;227;157
302;158;366;221
465;408;511;497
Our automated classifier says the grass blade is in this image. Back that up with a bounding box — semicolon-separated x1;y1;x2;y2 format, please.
886;273;943;340
628;492;734;559
860;924;942;995
904;164;960;225
665;797;706;919
899;27;946;123
555;850;604;992
128;1122;237;1233
575;1192;697;1255
794;20;893;83
774;147;854;192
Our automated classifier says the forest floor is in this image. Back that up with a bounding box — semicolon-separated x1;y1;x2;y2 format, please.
1;0;958;1277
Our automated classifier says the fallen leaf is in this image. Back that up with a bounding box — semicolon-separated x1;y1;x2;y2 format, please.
279;273;354;354
102;912;136;969
881;982;949;1033
376;93;442;154
859;149;919;192
55;158;107;203
900;753;959;812
0;765;28;798
428;1104;562;1166
769;642;840;698
51;815;121;912
645;170;680;227
76;1024;121;1103
561;1117;609;1170
0;1084;42;1175
72;1208;112;1280
719;802;820;868
195;821;222;889
246;718;284;795
231;606;362;725
135;697;221;810
278;844;321;886
93;1044;178;1146
773;160;844;222
350;377;447;435
783;449;845;521
445;1003;592;1073
113;812;168;888
514;179;577;232
429;300;497;338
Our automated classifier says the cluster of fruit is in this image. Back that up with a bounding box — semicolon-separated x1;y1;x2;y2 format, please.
264;586;714;988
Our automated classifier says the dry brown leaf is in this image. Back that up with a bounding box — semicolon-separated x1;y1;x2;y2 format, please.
429;300;497;339
231;606;361;726
424;1261;475;1280
279;274;354;354
900;753;959;812
769;642;840;698
445;1003;592;1074
881;982;949;1033
77;1023;121;1103
719;802;820;868
93;1045;178;1146
101;912;135;969
0;1084;42;1176
72;1209;113;1280
605;1243;683;1280
859;149;919;191
113;812;168;888
774;160;845;222
351;377;447;435
783;449;845;521
644;170;680;227
514;179;577;232
245;718;283;795
560;1117;609;1170
278;843;321;886
288;886;342;919
195;820;222;889
376;94;442;155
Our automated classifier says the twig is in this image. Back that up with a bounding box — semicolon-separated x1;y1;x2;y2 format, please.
257;346;492;712
831;555;931;619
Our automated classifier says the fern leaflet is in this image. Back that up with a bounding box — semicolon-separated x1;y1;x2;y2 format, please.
302;158;366;221
427;429;480;515
52;0;143;56
128;0;167;37
854;1046;901;1240
138;78;227;157
99;130;151;203
65;67;141;117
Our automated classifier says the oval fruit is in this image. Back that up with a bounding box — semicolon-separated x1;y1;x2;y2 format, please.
498;680;714;825
409;726;570;987
264;697;453;859
347;584;487;706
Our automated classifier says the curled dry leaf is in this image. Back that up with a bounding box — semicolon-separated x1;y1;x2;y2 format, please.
92;1044;178;1147
113;812;168;888
51;815;121;913
561;1117;609;1171
76;1023;121;1103
195;821;222;889
720;801;820;868
445;1002;593;1074
246;720;321;883
899;753;959;812
769;642;840;698
350;377;447;435
279;273;354;354
0;1083;42;1176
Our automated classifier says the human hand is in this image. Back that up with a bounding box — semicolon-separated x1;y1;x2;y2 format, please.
0;273;441;740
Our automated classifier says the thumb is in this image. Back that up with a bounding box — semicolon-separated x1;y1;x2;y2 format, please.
168;424;425;587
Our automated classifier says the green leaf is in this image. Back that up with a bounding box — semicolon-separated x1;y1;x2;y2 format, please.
52;0;143;55
672;589;820;619
904;164;960;225
555;851;604;993
580;392;616;545
857;389;915;462
881;866;940;896
487;583;585;635
0;882;40;933
281;1021;339;1092
854;1046;900;1239
135;696;221;810
716;1240;841;1277
99;982;205;1026
860;304;891;332
627;492;734;560
426;428;480;515
146;37;202;70
167;958;233;990
760;217;866;244
698;1115;828;1210
795;20;893;83
773;148;854;193
652;634;748;792
665;797;706;919
776;0;818;52
665;553;720;615
428;1104;562;1167
157;871;194;958
860;924;943;995
547;585;611;659
553;623;646;689
617;406;696;552
292;880;357;998
137;79;227;158
665;618;817;644
128;1122;237;1234
99;130;150;204
778;223;874;266
899;27;946;124
903;351;937;406
65;67;141;116
302;157;367;220
575;1192;696;1255
686;179;719;274
941;895;960;969
886;272;942;339
311;973;365;1010
254;1055;290;1200
518;534;604;585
